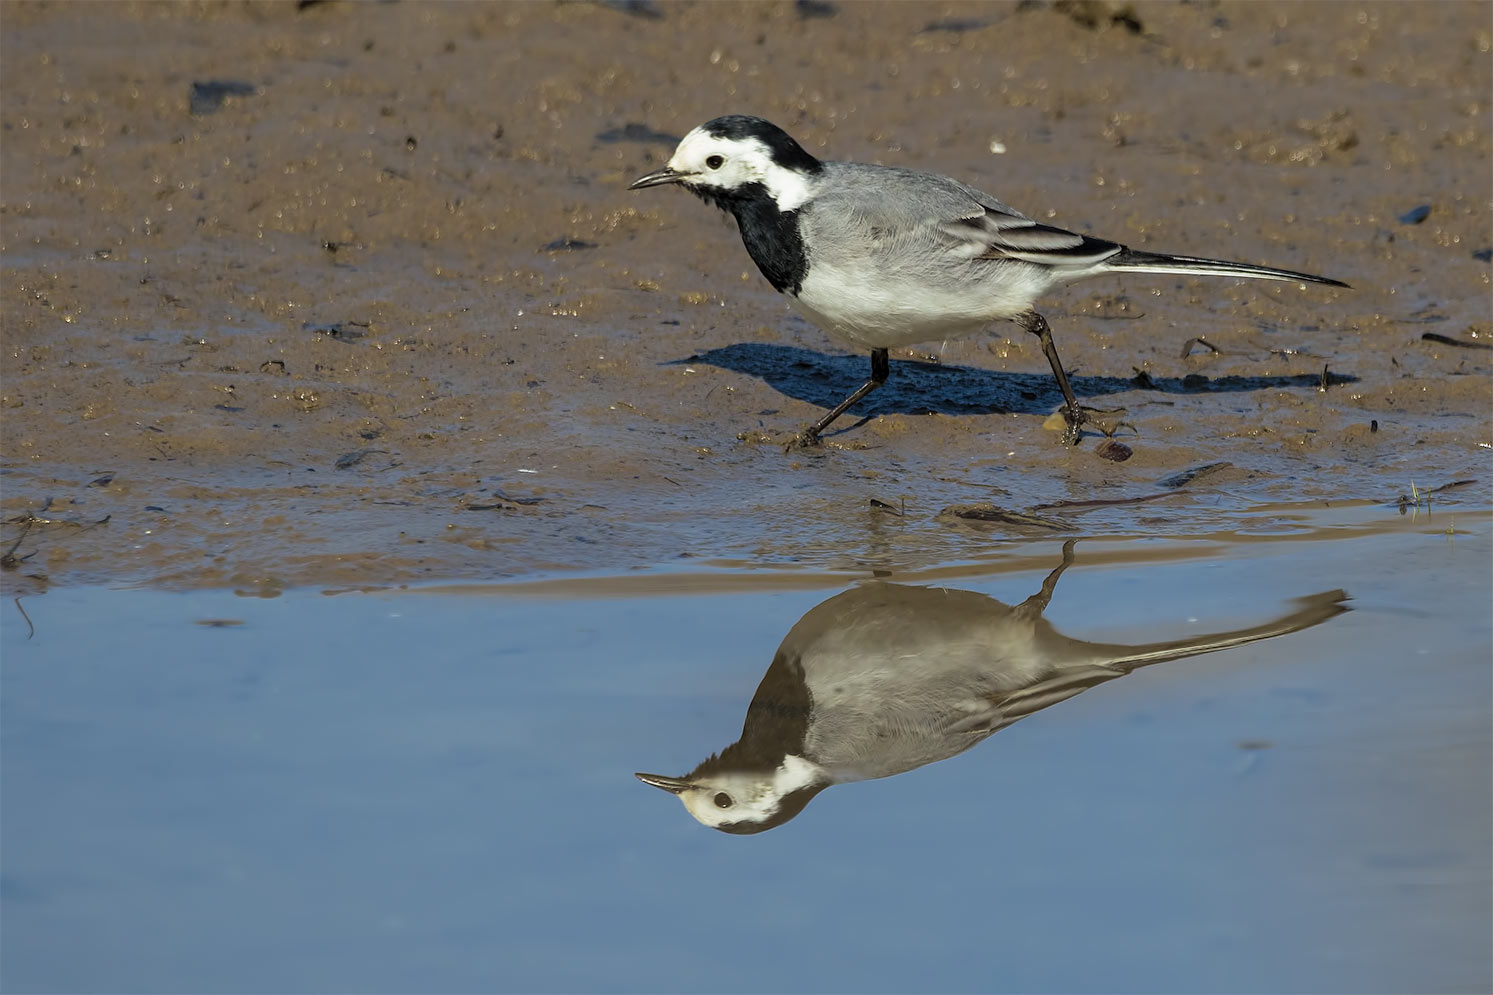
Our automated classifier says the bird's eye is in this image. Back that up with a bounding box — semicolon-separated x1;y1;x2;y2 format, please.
705;155;724;170
713;792;733;808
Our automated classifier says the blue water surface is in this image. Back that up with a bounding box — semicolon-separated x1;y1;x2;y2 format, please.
2;522;1489;994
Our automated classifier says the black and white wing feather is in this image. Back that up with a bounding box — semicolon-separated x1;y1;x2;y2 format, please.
940;205;1125;271
815;162;1346;287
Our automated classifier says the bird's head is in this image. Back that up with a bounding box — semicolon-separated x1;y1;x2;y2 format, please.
628;115;823;213
634;754;828;834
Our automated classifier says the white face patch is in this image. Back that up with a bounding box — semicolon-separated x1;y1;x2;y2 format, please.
667;127;814;212
674;755;825;830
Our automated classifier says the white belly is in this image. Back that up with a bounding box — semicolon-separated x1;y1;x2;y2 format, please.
792;258;1045;350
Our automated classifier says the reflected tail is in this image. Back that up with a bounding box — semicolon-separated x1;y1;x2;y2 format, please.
1082;589;1351;673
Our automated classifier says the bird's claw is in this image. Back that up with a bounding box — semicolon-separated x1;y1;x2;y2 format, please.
1059;403;1130;446
1096;419;1139;439
785;429;823;452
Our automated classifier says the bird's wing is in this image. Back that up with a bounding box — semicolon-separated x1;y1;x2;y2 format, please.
813;163;1124;271
942;663;1127;735
995;663;1127;719
939;201;1125;269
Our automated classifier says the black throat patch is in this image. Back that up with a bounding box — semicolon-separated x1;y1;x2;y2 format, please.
689;647;812;778
691;182;808;297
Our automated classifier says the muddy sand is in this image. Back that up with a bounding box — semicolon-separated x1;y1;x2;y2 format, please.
2;0;1490;593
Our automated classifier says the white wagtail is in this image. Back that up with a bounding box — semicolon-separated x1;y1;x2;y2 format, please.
636;541;1349;834
630;115;1349;445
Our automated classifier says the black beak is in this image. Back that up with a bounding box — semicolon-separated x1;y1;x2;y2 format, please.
628;167;688;190
635;772;692;794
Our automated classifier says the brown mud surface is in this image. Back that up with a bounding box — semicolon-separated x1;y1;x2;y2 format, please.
2;0;1489;593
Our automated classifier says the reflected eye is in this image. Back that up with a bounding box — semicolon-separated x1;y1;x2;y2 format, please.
713;792;733;808
705;155;724;170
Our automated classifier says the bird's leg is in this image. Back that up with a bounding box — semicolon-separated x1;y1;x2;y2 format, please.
1015;538;1078;619
1016;310;1089;445
793;347;889;447
1017;312;1128;445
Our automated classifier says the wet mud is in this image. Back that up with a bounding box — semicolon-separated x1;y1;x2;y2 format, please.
2;1;1490;591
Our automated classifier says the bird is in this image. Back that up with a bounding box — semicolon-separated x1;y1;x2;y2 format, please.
636;541;1350;834
629;114;1349;446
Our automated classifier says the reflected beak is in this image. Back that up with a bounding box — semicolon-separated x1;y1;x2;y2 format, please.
635;772;693;794
628;166;689;190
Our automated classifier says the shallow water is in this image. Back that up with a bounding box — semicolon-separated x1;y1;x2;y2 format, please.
4;508;1489;994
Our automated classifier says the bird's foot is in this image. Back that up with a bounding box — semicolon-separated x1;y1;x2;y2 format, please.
739;427;824;451
1057;403;1129;446
785;427;823;452
1095;418;1139;439
1058;409;1085;446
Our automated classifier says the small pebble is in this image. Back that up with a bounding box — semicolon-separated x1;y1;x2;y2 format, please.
1398;204;1431;225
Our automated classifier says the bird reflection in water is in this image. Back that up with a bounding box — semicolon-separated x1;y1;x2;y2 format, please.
636;541;1349;834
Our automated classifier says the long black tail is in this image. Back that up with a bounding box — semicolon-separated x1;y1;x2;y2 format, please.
1109;248;1349;288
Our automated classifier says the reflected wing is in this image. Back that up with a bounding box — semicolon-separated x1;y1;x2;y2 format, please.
943;664;1126;734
